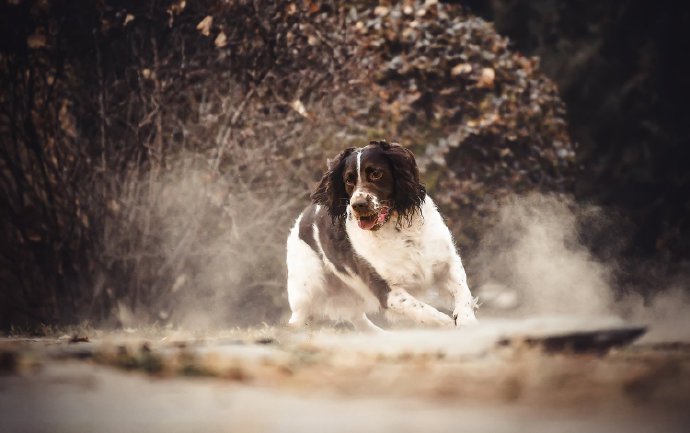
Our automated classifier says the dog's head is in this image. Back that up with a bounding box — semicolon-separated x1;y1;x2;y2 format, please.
311;140;426;230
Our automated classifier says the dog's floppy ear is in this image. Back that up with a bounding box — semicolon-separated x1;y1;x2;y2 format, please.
311;147;356;221
372;140;426;224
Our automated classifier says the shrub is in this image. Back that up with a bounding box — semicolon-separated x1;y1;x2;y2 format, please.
0;0;574;329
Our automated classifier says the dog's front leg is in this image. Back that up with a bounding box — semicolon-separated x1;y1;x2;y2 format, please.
446;256;478;326
386;288;454;327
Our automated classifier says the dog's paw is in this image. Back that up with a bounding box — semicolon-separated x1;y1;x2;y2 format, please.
287;311;311;329
452;307;478;327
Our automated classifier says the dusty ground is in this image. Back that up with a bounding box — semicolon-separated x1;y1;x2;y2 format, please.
1;317;689;433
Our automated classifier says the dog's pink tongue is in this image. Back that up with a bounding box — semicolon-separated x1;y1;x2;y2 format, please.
377;208;389;223
358;218;377;230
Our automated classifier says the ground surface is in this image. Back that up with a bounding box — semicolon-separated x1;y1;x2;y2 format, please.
1;317;689;433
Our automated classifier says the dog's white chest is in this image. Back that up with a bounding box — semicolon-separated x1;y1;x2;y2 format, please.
346;223;434;289
345;197;456;291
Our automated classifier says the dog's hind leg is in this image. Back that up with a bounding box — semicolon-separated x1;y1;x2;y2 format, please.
287;311;312;328
351;313;384;332
286;217;324;329
386;288;454;328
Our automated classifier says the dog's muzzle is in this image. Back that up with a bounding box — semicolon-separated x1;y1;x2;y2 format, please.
350;196;390;231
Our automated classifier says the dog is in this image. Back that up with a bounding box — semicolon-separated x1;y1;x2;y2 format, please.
286;140;478;331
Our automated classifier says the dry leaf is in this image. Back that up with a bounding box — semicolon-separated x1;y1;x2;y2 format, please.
451;63;472;77
81;213;90;228
196;16;213;36
107;199;121;214
374;6;389;16
59;100;77;138
27;33;46;49
308;0;320;13
214;31;227;47
168;0;186;15
477;67;495;88
290;99;309;118
124;14;135;26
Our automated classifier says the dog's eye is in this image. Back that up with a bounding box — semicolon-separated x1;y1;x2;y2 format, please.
370;170;382;181
345;174;356;185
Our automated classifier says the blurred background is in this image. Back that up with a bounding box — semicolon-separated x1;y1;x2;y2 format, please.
1;0;688;331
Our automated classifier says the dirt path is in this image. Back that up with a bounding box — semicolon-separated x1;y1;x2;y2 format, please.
2;318;689;433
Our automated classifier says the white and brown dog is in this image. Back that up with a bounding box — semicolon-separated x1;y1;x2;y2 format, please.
286;140;477;331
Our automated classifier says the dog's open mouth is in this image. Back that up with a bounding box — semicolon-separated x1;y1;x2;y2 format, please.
356;207;390;230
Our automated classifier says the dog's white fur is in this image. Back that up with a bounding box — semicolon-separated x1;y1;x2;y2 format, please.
286;197;478;330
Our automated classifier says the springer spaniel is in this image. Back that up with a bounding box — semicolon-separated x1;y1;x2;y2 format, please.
286;140;478;331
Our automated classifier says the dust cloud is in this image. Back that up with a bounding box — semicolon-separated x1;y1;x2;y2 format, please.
472;193;690;341
112;165;688;341
108;156;299;330
618;287;690;342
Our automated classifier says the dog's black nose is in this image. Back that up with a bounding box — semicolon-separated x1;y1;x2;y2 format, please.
351;200;369;214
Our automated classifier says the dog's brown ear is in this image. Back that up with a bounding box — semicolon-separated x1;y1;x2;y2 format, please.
376;141;426;224
311;147;356;221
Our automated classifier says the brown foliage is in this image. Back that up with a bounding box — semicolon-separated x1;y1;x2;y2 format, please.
0;0;575;329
